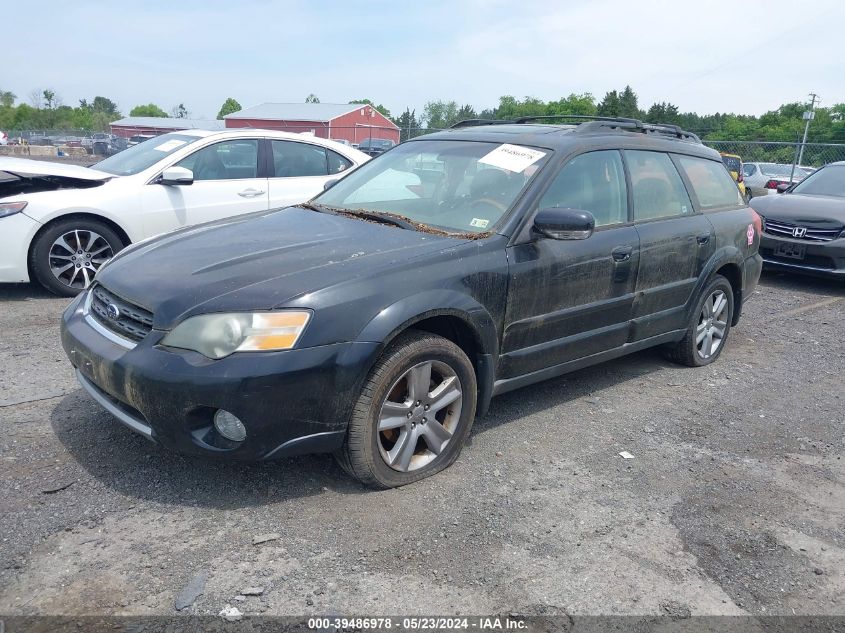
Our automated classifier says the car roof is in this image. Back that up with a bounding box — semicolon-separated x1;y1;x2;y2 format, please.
413;120;720;160
162;128;370;159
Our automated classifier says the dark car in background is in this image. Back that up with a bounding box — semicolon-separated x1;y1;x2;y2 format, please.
61;116;762;488
751;161;845;278
357;137;395;157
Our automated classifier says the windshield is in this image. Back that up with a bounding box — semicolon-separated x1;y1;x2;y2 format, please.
92;133;196;176
315;139;551;233
359;138;392;148
791;165;845;197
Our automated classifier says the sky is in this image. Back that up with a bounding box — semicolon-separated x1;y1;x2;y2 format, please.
5;0;844;120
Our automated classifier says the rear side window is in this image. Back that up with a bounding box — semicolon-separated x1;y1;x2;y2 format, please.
625;150;692;221
540;150;627;227
271;140;329;177
677;155;744;209
743;164;756;177
327;149;353;175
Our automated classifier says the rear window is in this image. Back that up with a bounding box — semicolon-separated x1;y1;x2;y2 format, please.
677;156;744;209
721;155;741;172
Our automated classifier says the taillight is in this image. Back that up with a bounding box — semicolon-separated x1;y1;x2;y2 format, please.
737;171;744;183
750;209;763;235
764;179;781;189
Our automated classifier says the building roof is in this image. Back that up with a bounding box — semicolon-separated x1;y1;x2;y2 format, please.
110;117;226;130
225;102;373;123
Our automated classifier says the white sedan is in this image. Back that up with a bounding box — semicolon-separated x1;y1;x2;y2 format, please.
0;130;369;295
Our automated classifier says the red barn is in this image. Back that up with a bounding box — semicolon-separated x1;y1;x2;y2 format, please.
224;103;400;145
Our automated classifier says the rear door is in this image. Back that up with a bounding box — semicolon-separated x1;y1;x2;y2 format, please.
140;138;267;235
625;150;715;340
267;140;354;208
501;150;640;380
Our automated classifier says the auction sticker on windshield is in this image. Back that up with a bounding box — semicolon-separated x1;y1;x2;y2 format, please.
479;144;546;173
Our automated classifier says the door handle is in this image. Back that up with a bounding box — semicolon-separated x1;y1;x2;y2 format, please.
696;233;711;245
611;246;633;262
238;189;265;198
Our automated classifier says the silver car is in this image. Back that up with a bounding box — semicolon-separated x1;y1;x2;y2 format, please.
743;162;808;198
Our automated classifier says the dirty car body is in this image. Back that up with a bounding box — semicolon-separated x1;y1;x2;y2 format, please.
61;118;763;487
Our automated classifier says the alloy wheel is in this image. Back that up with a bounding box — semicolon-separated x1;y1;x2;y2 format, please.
377;360;463;472
696;289;728;359
49;229;114;290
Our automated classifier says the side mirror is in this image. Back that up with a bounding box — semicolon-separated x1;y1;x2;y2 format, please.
323;179;339;191
159;166;194;186
776;183;790;194
533;207;595;240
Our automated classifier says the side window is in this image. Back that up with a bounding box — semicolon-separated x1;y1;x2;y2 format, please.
177;140;258;181
625;150;692;221
676;155;743;209
327;149;353;175
271;140;329;177
743;164;756;177
539;150;627;227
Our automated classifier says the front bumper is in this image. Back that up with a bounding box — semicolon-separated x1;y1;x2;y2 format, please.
60;291;380;460
0;212;40;283
760;233;845;279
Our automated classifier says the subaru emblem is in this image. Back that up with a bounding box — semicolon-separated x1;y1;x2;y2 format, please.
106;303;121;320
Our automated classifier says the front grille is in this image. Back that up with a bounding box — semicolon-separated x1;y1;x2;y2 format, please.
89;284;154;342
764;219;842;242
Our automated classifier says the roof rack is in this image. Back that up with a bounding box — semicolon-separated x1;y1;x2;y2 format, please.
448;115;700;143
449;119;513;129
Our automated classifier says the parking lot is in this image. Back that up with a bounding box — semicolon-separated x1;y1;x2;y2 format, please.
0;272;842;618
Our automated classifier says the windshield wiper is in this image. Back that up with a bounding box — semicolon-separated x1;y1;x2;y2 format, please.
337;209;415;230
295;202;334;214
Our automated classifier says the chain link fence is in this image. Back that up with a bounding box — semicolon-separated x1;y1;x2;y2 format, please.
703;140;845;169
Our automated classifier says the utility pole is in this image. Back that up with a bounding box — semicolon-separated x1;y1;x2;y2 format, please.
790;92;819;183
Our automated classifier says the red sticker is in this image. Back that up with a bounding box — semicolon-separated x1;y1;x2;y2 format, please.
746;224;754;246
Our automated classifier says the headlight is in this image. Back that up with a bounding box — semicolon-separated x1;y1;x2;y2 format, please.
162;311;311;359
0;201;27;218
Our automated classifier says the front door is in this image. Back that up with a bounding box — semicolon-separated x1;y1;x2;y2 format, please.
501;150;640;380
140;138;267;236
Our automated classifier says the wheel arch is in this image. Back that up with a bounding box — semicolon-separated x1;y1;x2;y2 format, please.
697;246;745;326
27;211;132;279
354;292;500;416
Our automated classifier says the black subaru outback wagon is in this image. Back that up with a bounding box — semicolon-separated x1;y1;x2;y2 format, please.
61;116;763;488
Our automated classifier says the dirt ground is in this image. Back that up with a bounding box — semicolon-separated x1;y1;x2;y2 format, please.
0;271;842;620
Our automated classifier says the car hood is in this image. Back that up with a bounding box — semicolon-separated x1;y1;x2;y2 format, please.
96;206;466;329
750;193;845;228
0;157;112;180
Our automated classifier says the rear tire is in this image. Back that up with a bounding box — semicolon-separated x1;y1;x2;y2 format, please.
30;217;125;297
664;274;734;367
336;330;477;488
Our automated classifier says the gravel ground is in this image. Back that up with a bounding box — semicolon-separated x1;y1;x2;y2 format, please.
0;271;842;619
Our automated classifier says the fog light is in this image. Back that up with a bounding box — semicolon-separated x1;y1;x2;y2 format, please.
214;410;247;442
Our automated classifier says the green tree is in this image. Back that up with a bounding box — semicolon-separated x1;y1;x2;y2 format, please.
91;96;120;116
456;104;478;121
0;90;16;107
645;102;681;125
395;107;420;141
305;93;320;103
618;85;641;118
42;89;58;110
130;103;168;117
597;90;621;117
422;100;459;129
217;97;242;119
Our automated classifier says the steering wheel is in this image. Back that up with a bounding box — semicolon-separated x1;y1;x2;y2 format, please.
470;197;508;213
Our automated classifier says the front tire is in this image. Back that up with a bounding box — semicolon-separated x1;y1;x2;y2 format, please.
336;330;477;488
664;274;734;367
30;218;125;297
